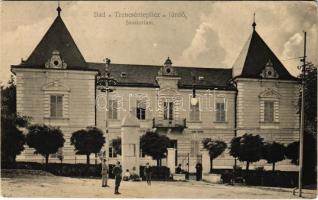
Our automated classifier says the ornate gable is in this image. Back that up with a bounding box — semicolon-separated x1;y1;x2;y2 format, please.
260;60;279;79
259;88;280;99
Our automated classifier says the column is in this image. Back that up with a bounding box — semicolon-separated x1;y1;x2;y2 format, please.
201;150;210;174
167;148;176;174
121;112;140;175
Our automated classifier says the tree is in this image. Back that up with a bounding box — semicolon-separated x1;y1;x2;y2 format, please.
202;138;227;173
229;134;264;170
26;124;65;166
262;142;285;172
300;63;317;133
140;131;170;166
285;141;299;165
70;127;105;165
1;76;30;164
300;64;317;184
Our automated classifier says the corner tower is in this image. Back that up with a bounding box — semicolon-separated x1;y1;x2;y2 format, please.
11;6;98;163
232;17;299;170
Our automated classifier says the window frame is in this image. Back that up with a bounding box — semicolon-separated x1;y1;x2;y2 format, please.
108;99;118;120
163;101;174;120
50;95;63;118
189;100;200;121
136;99;146;120
264;101;274;122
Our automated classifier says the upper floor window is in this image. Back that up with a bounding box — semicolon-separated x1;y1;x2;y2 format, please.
259;88;280;123
264;101;274;122
216;102;226;122
164;102;174;120
108;99;118;120
190;102;200;121
136;100;146;120
50;95;63;117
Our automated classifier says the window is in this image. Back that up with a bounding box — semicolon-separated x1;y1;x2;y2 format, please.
136;100;146;120
140;148;146;158
216;102;225;122
264;101;274;122
259;88;280;124
190;102;200;121
164;102;174;120
190;140;199;157
109;147;117;158
108;99;118;120
50;95;63;117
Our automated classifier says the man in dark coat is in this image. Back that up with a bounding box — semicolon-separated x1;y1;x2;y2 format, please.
112;161;122;194
144;162;151;185
195;162;203;181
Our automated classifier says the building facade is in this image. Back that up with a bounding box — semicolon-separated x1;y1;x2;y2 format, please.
12;7;299;172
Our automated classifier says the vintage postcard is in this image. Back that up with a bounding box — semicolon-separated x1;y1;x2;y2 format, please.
1;1;317;198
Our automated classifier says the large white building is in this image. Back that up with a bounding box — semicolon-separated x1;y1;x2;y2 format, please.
12;7;300;172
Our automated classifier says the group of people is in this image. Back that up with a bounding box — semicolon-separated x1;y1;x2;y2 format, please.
101;159;152;195
101;159;122;195
175;162;203;181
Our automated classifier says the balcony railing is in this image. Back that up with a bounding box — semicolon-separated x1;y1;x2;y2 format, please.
152;118;187;130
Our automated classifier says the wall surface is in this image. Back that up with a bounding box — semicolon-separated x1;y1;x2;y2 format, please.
14;68;97;163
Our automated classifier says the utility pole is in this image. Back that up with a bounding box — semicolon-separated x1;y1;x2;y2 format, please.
298;31;306;197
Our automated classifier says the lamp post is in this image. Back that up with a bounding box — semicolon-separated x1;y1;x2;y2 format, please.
96;58;117;162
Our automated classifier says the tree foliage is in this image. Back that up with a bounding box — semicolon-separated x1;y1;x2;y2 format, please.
262;142;285;172
300;64;317;133
140;131;170;166
26;124;65;166
1;76;30;164
202;138;227;172
70;127;105;165
285;141;299;165
300;64;317;184
229;134;264;170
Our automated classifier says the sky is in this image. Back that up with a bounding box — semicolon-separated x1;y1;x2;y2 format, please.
0;1;317;85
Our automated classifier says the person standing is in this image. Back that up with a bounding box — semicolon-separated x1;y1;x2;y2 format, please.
112;161;122;194
101;158;109;187
195;162;202;181
144;162;151;185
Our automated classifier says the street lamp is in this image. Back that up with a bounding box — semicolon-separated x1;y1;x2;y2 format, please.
96;58;117;161
191;75;198;106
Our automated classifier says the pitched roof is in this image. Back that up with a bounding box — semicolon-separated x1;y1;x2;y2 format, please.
88;62;234;90
232;30;296;80
24;15;87;69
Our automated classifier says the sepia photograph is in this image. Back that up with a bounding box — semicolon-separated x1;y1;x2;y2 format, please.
0;1;317;198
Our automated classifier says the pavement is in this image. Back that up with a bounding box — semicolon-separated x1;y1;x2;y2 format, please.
1;170;316;198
